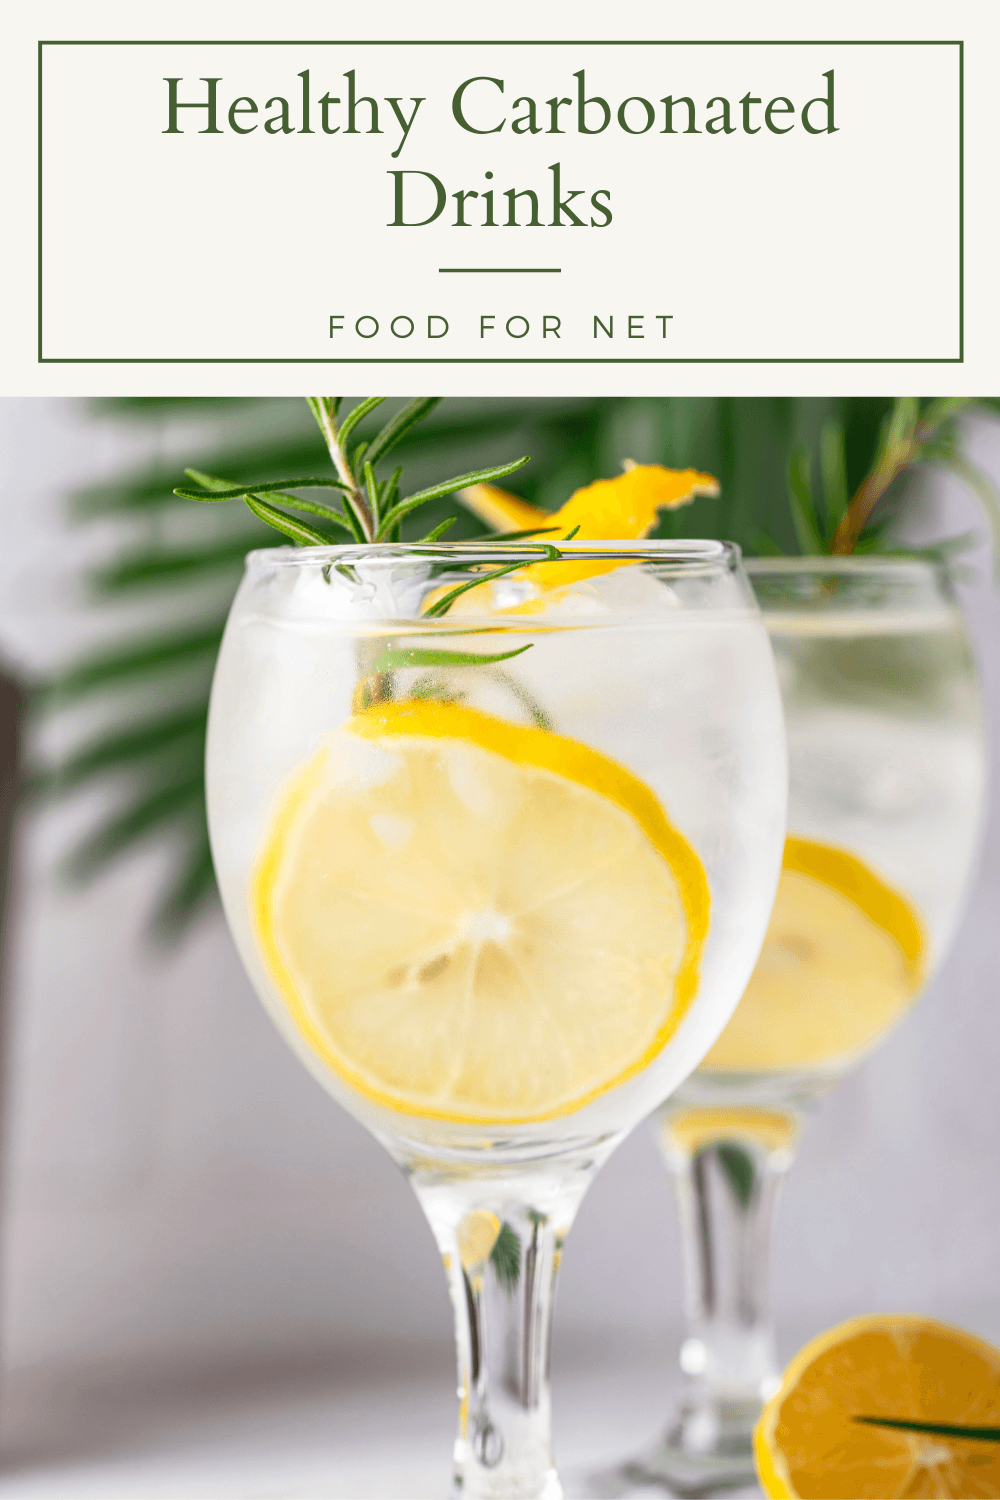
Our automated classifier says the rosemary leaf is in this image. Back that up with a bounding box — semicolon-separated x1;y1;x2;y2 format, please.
243;494;331;546
365;397;442;469
351;441;369;481
417;517;457;543
854;1417;1000;1443
381;465;404;517
787;450;824;554
387;455;531;521
371;644;532;673
363;461;380;534
422;561;534;619
176;475;349;500
337;396;385;449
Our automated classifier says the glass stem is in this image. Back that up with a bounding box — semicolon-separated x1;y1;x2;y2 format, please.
654;1106;802;1451
403;1145;608;1500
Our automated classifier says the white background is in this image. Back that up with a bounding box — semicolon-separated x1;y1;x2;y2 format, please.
2;0;999;396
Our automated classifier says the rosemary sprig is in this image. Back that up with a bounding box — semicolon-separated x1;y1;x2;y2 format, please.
370;644;532;673
783;397;1000;573
853;1416;1000;1443
176;397;531;548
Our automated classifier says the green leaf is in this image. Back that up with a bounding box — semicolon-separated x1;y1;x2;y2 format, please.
819;422;849;537
375;456;530;538
716;1143;756;1207
754;528;784;556
490;1222;521;1294
878;396;920;466
371;643;532;673
350;441;369;481
380;465;404;517
33;706;208;796
153;830;217;940
364;397;442;469
63;773;205;879
787;450;824;555
43;622;226;702
243;494;331;546
416;517;457;543
183;467;240;493
305;396;342;439
363;461;380;533
918;396;973;432
338;397;385;450
175;476;349;501
422;561;537;619
92;539;256;592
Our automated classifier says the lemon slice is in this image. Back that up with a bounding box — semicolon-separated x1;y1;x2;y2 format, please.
665;1106;799;1157
456;1210;502;1271
252;700;709;1124
700;837;925;1072
755;1314;1000;1498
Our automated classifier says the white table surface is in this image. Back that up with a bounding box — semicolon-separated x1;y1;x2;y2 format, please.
0;1330;761;1500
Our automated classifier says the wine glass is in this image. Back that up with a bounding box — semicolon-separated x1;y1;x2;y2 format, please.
633;557;985;1495
205;539;786;1499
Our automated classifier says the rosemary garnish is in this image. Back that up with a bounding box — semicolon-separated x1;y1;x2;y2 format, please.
176;398;586;721
174;397;530;548
370;644;533;673
853;1416;1000;1443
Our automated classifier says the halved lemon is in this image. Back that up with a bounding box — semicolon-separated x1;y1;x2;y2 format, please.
252;700;709;1124
700;837;925;1072
755;1314;1000;1498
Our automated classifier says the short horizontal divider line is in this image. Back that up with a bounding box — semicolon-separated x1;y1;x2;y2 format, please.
438;266;562;273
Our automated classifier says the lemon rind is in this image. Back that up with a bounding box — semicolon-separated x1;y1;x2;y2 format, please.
252;700;711;1126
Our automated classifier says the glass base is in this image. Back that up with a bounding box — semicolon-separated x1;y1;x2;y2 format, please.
622;1397;760;1496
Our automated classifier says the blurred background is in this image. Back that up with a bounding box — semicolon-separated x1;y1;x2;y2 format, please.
0;396;998;1497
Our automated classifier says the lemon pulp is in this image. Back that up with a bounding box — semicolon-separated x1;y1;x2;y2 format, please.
252;700;710;1125
701;836;925;1072
755;1314;1000;1499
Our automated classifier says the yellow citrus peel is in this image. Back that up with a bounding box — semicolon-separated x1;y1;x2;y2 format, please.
434;463;719;615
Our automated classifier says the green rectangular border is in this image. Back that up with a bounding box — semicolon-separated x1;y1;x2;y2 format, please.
37;39;964;364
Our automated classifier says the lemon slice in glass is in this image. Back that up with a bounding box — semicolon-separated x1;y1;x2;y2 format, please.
701;837;925;1072
252;700;709;1124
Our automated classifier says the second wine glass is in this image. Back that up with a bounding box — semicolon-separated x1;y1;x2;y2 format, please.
632;556;985;1495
